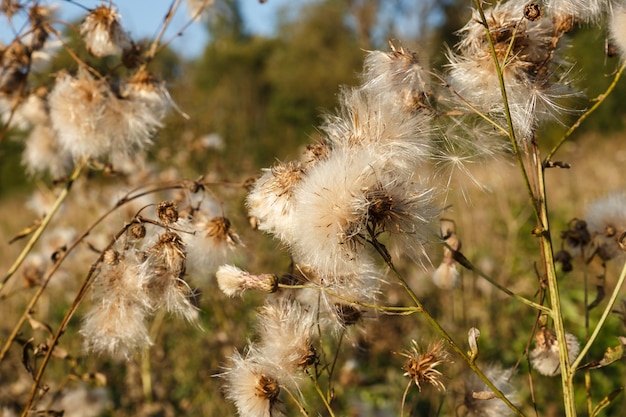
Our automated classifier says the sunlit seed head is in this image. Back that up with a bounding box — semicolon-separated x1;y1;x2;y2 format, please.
216;265;278;297
80;5;131;57
609;4;626;61
246;161;305;244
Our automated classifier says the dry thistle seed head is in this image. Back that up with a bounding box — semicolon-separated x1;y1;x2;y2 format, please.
150;232;187;278
610;4;626;61
80;5;131;57
157;201;179;224
400;339;450;392
334;303;362;326
524;2;543;21
554;249;573;272
216;265;278;297
530;327;580;376
246;160;306;244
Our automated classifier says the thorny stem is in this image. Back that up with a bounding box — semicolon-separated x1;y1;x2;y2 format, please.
545;62;626;163
368;235;524;417
571;259;626;372
0;160;86;294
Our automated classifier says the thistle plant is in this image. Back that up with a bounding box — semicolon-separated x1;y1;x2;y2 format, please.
2;1;626;417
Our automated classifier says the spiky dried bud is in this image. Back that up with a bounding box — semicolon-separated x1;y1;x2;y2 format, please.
400;339;450;392
103;250;122;266
334;303;362;326
524;2;542;21
530;327;580;376
157;201;179;224
129;223;146;239
560;219;591;248
80;5;131;57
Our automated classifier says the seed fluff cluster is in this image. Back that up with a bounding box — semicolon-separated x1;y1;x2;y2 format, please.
446;0;582;142
80;199;242;359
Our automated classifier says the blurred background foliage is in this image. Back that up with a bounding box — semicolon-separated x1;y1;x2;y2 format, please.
2;0;626;416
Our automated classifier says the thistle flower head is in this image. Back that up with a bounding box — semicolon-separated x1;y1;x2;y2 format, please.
80;5;131;57
530;327;580;376
399;339;450;392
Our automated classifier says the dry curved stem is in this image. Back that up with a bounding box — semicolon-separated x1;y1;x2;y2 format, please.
445;243;550;313
545;61;626;163
146;0;182;61
0;159;86;295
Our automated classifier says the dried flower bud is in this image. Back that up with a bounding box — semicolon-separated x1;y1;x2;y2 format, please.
103;250;122;266
400;339;449;392
129;223;146;239
468;327;480;359
157;201;179;224
334;303;362;326
524;2;542;21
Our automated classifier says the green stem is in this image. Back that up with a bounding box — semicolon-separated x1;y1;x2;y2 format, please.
473;0;538;224
571;259;626;372
533;142;577;417
0;161;86;293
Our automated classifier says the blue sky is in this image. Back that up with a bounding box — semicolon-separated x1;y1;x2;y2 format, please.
0;0;302;58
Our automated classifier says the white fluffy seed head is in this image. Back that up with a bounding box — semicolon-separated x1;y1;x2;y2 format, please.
221;348;283;417
530;328;580;376
246;161;305;244
545;0;609;24
256;300;316;386
80;5;131;57
585;191;626;261
609;3;626;61
216;265;277;297
80;252;153;359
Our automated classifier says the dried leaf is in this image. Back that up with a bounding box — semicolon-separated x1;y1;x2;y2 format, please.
472;391;497;400
591;387;624;417
9;218;43;244
598;341;626;368
27;314;53;336
21;338;35;378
